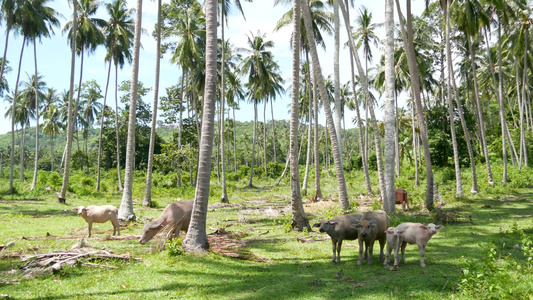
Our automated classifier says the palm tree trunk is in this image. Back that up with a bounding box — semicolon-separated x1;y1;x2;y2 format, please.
339;0;385;204
467;34;494;185
411;103;419;187
312;70;323;200
491;22;507;183
20;122;26;183
118;0;143;222
51;134;54;172
9;37;26;193
333;0;342;160
263;100;268;176
114;63;123;191
58;1;77;203
444;0;463;197
270;99;277;162
302;0;349;210
395;0;434;208
233;106;237;172
31;42;40;190
143;0;162;207
289;0;310;231
302;90;312;195
220;6;228;203
97;53;113;191
182;0;217;252
248;99;257;187
0;26;11;80
383;0;396;213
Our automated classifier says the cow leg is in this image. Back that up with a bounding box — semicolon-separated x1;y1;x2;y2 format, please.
357;239;364;266
418;243;427;267
401;241;408;264
378;237;385;262
331;239;337;263
383;244;392;267
367;239;374;265
174;222;183;239
88;222;92;237
336;240;343;264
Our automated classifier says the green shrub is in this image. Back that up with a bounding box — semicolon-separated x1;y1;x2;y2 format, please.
165;238;183;256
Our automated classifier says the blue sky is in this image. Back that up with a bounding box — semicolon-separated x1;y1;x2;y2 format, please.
0;0;424;136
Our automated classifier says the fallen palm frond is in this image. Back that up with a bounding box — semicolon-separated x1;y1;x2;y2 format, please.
16;248;141;278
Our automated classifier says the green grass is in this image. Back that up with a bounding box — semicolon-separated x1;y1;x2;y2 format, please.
1;168;533;299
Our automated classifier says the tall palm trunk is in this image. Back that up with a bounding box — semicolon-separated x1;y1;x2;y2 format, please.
233;106;237;172
31;42;40;190
338;0;385;203
118;0;142;222
9;37;26;193
467;34;494;184
220;4;228;203
50;133;54;172
344;0;372;196
383;0;396;213
97;54;112;191
302;0;349;210
114;63;123;191
395;0;434;208
248;99;257;187
270;99;277;162
263;100;268;176
302;90;312;195
312;71;323;200
520;28;529;168
444;0;462;197
143;0;162;207
58;1;77;203
20;125;26;182
0;24;12;80
333;0;342;159
411;101;419;186
491;21;507;183
182;0;217;252
289;0;310;231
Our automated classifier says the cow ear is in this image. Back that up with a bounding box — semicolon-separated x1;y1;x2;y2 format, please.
436;225;444;230
82;207;88;213
150;221;163;229
312;223;321;228
385;229;393;234
399;230;405;235
329;221;338;226
350;224;360;229
419;225;427;230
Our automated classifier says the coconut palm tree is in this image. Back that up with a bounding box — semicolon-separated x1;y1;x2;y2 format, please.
0;0;20;81
42;104;62;172
118;0;142;222
383;0;396;213
302;0;349;210
143;0;162;207
453;0;494;185
97;0;134;191
240;30;275;188
58;0;78;203
394;0;436;208
182;0;217;252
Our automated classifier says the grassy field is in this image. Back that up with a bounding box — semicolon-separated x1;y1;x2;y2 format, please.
1;171;533;299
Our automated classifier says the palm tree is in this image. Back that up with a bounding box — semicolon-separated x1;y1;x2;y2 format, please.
143;0;162;207
42;104;62;172
0;0;20;81
118;0;142;222
454;0;494;185
97;0;134;191
63;0;105;175
79;80;102;159
287;0;310;231
219;0;251;203
394;0;435;208
302;0;349;210
353;5;380;184
443;0;463;198
383;0;396;213
240;30;275;188
58;0;78;203
182;0;217;252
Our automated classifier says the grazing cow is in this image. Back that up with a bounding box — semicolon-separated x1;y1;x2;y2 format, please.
395;188;410;211
351;210;390;265
139;200;193;244
395;222;444;267
313;213;363;263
